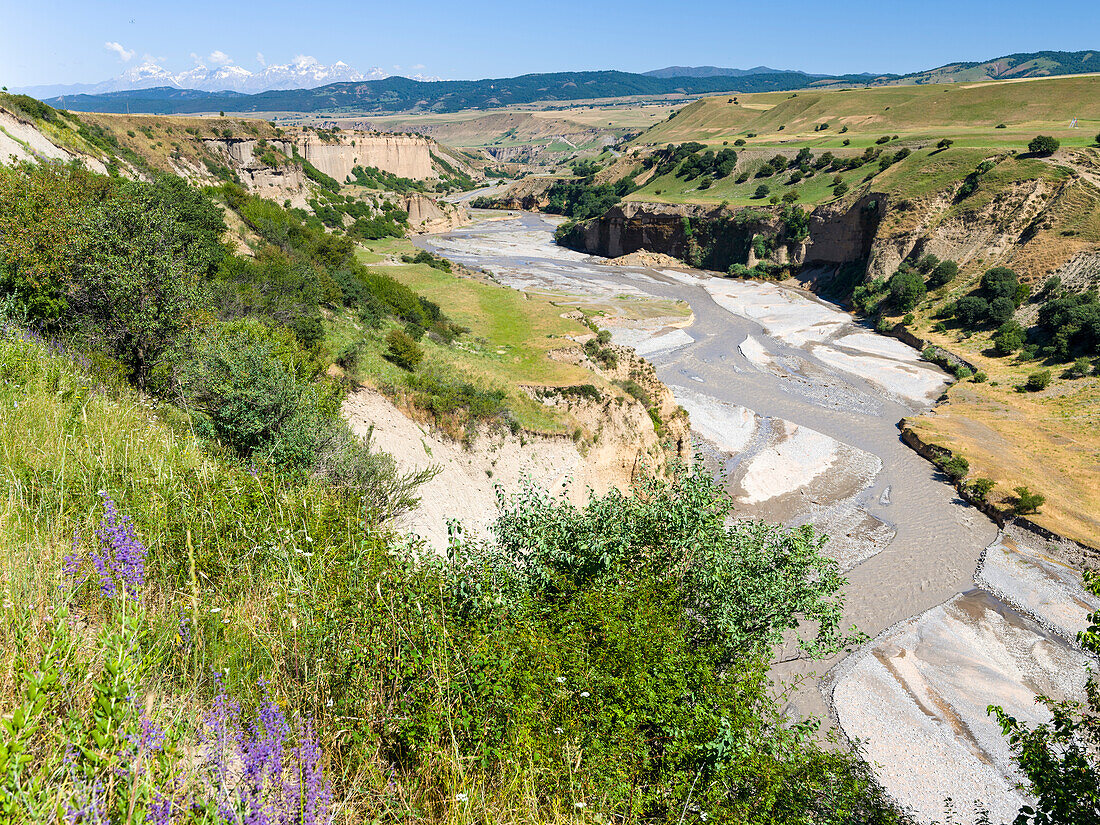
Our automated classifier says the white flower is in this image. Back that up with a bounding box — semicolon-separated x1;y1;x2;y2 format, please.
580;691;590;698
556;676;566;684
454;792;468;803
209;607;222;613
554;726;564;734
574;801;586;809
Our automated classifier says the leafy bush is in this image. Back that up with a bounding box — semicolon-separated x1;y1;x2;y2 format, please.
927;259;959;288
993;320;1026;355
954;295;990;327
940;454;970;481
752;183;771;199
1011;485;1046;514
887;267;927;312
1028;135;1060;156
1025;369;1052;391
384;327;424;371
967;477;996;501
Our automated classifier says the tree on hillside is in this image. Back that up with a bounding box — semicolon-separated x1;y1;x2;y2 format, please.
989;570;1099;824
66;179;222;388
1028;135;1060;156
928;260;959;288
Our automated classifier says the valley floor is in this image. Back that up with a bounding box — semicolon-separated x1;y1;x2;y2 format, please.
411;211;1100;824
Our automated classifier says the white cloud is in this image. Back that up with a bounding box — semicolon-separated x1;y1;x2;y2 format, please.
411;63;425;70
105;41;135;62
292;54;321;68
190;50;234;67
256;51;266;66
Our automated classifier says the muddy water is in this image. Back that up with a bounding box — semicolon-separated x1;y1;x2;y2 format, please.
415;213;1097;823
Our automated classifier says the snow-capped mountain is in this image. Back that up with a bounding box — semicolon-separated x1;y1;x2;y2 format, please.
16;57;405;98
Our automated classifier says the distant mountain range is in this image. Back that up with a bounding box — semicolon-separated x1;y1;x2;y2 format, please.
33;50;1100;117
16;57;437;98
43;70;864;116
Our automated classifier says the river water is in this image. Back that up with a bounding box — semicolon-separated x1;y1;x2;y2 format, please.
415;212;1098;824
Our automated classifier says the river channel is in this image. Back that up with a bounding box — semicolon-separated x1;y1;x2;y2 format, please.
415;211;1098;824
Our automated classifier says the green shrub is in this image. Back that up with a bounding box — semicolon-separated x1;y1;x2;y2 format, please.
1025;369;1051;391
887;268;927;312
1066;356;1093;378
1012;485;1046;514
752;183;771;199
993;321;1026;355
384;328;424;371
1028;135;1060;156
968;477;996;501
927;260;959;288
940;454;970;481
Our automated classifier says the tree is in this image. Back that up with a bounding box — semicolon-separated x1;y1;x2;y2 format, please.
887;269;927;312
928;259;959;287
988;296;1017;325
991;571;1100;825
916;253;940;274
993;321;1027;355
752;184;771;199
937;138;954;150
66;182;213;388
1028;135;1060;156
954;295;990;328
981;266;1020;301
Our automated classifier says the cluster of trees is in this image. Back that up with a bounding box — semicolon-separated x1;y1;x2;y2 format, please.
676;147;738;181
0;161;464;479
542;174;638;220
853;254;960;315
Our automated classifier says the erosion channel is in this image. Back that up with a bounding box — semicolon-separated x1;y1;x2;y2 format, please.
414;211;1099;824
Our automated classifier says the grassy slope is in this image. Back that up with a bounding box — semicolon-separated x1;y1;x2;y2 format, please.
324;237;609;434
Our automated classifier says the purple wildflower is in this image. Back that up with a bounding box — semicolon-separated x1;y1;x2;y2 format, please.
94;491;147;599
200;678;332;825
66;493;148;600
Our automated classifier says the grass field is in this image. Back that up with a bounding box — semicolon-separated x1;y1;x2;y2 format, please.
635;75;1100;149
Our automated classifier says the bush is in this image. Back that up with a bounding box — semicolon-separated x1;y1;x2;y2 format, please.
968;477;996;501
954;296;990;327
1028;135;1060;156
981;266;1020;301
927;260;959;288
940;454;970;481
384;328;424;371
887;268;927;312
833;181;849;197
1012;485;1046;514
752;184;771;199
1025;369;1051;391
1066;356;1092;378
993;321;1026;355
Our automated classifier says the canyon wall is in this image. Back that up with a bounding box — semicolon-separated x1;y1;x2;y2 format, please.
563;196;883;273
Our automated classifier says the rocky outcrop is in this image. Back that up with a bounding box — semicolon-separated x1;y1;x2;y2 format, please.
403;193;470;234
343;373;687;551
298;133;434;182
563;196;884;273
202;131;435;185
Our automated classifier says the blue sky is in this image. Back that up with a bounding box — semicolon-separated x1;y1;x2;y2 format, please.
3;0;1099;87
